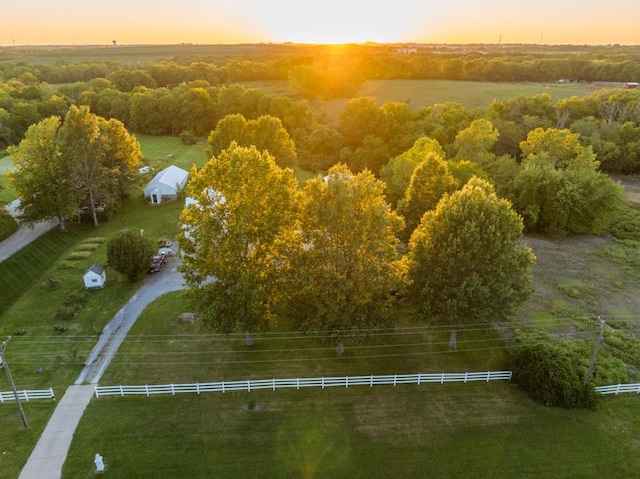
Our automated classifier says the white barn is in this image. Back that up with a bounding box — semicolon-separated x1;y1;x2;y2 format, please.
83;263;106;289
143;165;189;205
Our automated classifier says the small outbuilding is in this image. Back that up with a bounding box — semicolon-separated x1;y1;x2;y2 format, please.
83;263;106;289
624;82;640;89
143;165;189;205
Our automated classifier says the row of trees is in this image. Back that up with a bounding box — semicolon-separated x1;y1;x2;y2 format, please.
5;45;640;89
179;143;535;340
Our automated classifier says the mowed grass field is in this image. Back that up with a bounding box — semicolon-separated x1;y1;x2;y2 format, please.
58;293;640;478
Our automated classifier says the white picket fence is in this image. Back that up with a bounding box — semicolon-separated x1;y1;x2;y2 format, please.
594;383;640;395
94;371;513;398
0;388;55;403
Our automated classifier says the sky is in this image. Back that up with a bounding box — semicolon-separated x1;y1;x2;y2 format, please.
2;0;640;46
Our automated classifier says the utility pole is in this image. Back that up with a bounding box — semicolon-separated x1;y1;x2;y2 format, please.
583;317;606;387
1;337;29;428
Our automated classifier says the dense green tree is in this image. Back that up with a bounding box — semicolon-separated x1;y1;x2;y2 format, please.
207;114;297;168
129;88;179;135
297;124;344;171
286;164;405;338
57;105;141;226
107;229;155;282
8;116;77;232
397;152;456;239
453;118;499;165
406;177;535;347
381;137;445;208
339;97;381;147
515;126;623;235
179;143;299;332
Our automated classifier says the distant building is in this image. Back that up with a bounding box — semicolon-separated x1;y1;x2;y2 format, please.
624;82;640;89
396;47;418;54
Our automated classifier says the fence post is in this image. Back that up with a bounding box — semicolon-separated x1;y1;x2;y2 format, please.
417;373;421;385
145;385;149;397
170;384;175;396
119;385;124;397
272;379;276;391
322;377;325;389
464;372;468;383
637;384;640;394
50;387;55;399
616;384;621;395
441;373;445;384
370;375;373;387
486;371;491;382
296;378;299;390
248;380;251;392
222;381;225;394
345;376;348;388
394;374;397;386
94;386;99;398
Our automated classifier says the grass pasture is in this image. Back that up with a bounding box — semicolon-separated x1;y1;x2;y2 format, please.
61;391;640;478
320;79;598;118
59;293;640;478
135;134;210;172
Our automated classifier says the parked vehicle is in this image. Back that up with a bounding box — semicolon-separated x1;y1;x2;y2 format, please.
149;252;168;273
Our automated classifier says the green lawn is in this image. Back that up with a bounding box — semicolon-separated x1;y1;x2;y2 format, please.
58;293;640;478
61;391;640;478
3;228;640;479
135;134;209;171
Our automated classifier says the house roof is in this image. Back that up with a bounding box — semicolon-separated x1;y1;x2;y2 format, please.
145;165;189;193
85;263;105;276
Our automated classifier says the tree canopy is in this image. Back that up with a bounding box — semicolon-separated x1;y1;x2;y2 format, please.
285;164;406;338
179;142;300;332
406;177;535;330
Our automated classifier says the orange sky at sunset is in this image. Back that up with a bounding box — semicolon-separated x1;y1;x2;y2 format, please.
2;0;640;46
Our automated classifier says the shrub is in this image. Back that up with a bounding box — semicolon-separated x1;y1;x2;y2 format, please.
53;325;69;334
55;305;77;320
107;229;155;282
180;130;197;145
511;340;598;409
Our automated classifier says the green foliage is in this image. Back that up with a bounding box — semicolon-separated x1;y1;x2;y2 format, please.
286;164;406;339
380;136;445;207
0;205;18;241
106;229;155;282
514;132;624;236
397;152;456;239
407;177;535;326
604;329;640;369
179;143;299;332
511;340;598;409
207;114;297;168
179;130;197;145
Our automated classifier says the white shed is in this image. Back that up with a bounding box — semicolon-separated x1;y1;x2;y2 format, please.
143;165;189;205
83;263;106;289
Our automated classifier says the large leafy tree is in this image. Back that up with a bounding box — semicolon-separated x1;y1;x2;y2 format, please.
8;116;77;232
515;127;623;235
107;229;155;282
406;177;535;348
397;152;456;240
286;164;406;339
59;105;141;226
207;113;297;168
9;105;142;229
179;143;299;332
380;137;445;207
